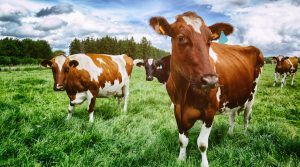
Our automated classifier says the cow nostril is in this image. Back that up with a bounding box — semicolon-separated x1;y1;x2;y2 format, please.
201;74;219;88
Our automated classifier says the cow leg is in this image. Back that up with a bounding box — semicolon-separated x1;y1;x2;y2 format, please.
281;73;287;88
197;120;214;167
86;91;96;123
273;72;279;86
178;132;189;161
244;101;254;133
227;110;236;135
123;84;129;112
291;73;295;85
67;101;74;120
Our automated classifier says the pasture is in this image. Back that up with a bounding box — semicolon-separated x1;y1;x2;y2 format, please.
0;64;299;166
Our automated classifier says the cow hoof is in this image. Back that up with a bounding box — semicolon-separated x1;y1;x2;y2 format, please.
177;156;186;161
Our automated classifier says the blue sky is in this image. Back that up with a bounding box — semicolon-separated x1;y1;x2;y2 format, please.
0;0;299;56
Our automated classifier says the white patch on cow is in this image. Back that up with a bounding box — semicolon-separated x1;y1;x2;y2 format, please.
97;58;106;64
182;16;202;34
197;123;212;167
55;55;66;72
71;92;87;105
216;87;221;102
147;59;154;66
69;54;103;82
86;90;94;110
209;47;218;64
178;133;189;161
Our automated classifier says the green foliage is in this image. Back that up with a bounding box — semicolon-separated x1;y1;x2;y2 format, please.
0;64;299;166
69;36;169;59
0;38;52;65
52;50;66;57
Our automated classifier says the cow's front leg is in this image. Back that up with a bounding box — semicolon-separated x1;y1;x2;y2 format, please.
281;73;287;88
67;101;74;120
291;73;296;85
86;91;96;123
273;72;279;86
197;111;215;167
178;132;189;161
87;97;96;123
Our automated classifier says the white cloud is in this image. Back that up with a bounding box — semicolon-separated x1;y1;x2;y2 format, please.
196;0;300;56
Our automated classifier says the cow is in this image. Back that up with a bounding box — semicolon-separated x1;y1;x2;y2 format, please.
41;53;133;122
149;11;264;167
272;55;298;88
134;55;171;84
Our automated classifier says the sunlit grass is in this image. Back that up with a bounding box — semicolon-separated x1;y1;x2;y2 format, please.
0;64;299;166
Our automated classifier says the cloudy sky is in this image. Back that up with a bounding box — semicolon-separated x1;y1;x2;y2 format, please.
0;0;299;56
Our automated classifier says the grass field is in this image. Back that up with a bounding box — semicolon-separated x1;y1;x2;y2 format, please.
0;64;299;167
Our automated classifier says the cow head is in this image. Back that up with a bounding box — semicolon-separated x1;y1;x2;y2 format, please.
272;55;289;69
149;11;233;89
41;55;79;91
134;58;159;81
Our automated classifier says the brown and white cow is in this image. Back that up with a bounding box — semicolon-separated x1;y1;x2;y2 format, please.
134;55;171;84
149;11;264;166
41;53;133;122
272;55;298;87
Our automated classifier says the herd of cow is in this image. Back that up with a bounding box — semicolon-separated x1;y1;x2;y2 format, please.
40;12;298;167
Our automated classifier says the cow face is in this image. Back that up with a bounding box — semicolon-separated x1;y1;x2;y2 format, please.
41;55;79;91
272;55;289;70
134;58;157;81
149;11;233;89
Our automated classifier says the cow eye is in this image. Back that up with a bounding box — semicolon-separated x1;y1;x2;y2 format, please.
177;34;187;44
65;67;69;73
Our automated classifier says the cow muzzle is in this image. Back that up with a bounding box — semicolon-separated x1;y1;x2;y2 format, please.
201;74;219;89
146;76;154;81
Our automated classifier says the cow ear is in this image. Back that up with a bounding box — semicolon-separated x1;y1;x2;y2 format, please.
149;17;174;37
69;60;79;67
41;60;52;68
272;57;278;60
209;23;234;40
284;57;289;60
133;59;144;67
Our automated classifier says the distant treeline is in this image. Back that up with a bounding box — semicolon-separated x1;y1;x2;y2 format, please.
0;38;52;65
69;36;169;59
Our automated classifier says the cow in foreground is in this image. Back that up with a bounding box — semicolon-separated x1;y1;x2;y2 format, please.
41;53;133;122
134;55;171;84
149;11;264;166
272;55;298;88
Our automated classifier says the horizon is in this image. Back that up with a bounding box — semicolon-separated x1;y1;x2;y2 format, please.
0;0;299;57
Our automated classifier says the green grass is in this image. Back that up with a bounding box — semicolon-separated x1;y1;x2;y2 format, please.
0;64;299;167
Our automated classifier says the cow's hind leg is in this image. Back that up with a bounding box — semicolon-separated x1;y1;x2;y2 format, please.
244;101;254;133
227;110;236;135
122;83;129;112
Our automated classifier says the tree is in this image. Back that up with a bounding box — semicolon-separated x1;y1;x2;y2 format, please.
69;38;82;54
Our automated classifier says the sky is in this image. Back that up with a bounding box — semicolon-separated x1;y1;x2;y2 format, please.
0;0;299;57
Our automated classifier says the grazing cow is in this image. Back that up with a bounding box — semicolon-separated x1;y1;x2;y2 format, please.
272;55;298;87
134;55;171;84
149;11;264;166
41;53;133;122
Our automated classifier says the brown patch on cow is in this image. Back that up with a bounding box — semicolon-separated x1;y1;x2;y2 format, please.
123;54;134;76
199;145;206;152
86;53;123;88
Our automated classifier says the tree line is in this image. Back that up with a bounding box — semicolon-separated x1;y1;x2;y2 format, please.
0;37;52;65
69;36;169;59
